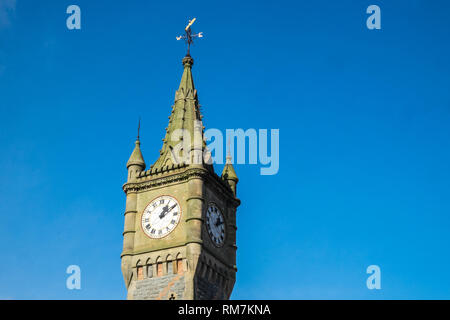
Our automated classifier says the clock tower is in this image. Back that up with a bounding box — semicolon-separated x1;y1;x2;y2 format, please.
120;54;240;300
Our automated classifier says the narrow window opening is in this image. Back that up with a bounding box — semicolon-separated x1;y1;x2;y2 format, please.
177;259;183;275
137;266;144;280
157;262;163;277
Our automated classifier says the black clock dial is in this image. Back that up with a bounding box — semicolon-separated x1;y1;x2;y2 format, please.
206;204;226;247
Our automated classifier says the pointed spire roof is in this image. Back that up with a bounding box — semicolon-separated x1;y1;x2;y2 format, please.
127;139;145;169
127;121;145;169
221;149;238;181
178;55;195;92
151;55;210;172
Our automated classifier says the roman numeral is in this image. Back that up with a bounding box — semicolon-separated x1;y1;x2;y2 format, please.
145;224;151;230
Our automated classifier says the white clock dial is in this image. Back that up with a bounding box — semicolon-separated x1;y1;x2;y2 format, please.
206;204;226;247
141;196;181;239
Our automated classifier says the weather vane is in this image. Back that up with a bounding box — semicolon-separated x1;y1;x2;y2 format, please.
176;18;203;56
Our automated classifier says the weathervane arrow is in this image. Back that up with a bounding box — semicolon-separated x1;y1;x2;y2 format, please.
176;18;203;56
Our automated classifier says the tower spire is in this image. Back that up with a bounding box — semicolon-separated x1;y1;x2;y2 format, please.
127;119;145;171
137;117;141;141
150;19;210;173
222;138;238;196
226;137;232;163
151;53;209;172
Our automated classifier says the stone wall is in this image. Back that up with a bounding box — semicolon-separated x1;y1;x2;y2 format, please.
196;276;225;300
132;274;185;300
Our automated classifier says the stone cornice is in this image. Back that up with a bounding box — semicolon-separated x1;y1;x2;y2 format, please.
123;167;240;207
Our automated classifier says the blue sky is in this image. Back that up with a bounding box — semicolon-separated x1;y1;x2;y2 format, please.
1;0;450;299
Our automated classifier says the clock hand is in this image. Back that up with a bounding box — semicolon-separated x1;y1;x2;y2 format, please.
215;217;223;227
159;204;170;219
160;204;177;219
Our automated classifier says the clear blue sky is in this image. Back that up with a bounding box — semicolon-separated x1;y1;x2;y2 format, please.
1;0;450;299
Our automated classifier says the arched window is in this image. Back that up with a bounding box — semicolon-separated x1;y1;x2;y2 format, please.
212;265;218;283
136;260;144;280
156;257;163;277
146;259;153;278
220;269;226;286
176;253;183;275
166;254;173;274
200;261;207;277
205;265;211;280
216;271;221;286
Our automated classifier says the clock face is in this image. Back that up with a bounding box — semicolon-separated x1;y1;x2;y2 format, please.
141;196;181;239
206;204;226;247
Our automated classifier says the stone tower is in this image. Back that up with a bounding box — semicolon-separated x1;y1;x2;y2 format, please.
121;54;240;300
